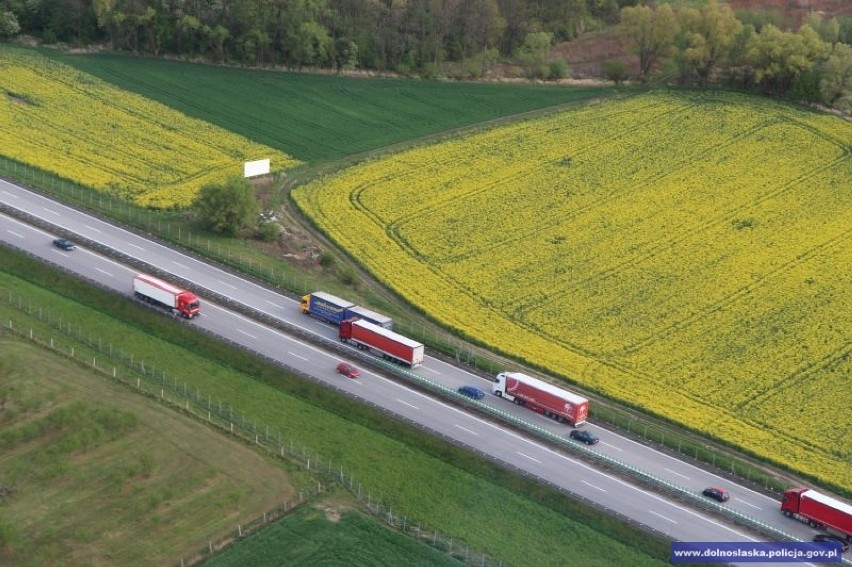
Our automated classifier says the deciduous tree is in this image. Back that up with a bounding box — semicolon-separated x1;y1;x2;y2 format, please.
679;0;741;86
620;3;677;80
193;177;259;236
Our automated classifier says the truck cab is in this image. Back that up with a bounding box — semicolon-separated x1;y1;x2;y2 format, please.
176;292;200;318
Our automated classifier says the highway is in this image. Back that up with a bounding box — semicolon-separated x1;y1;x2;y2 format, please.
1;178;843;565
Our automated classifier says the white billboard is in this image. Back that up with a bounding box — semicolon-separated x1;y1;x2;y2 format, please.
244;158;271;178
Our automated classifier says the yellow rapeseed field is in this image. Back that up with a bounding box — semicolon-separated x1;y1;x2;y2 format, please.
294;91;852;488
0;47;298;208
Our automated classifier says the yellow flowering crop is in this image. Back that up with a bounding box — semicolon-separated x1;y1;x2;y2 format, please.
294;91;852;489
0;47;299;208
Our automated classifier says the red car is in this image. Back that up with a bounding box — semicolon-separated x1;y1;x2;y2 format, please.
336;362;360;379
702;487;730;502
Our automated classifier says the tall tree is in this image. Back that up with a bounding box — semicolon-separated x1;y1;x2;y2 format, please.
820;42;852;106
0;10;21;38
679;0;742;86
745;24;830;94
620;3;677;80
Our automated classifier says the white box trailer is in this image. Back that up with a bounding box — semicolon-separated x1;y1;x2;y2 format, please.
133;274;200;319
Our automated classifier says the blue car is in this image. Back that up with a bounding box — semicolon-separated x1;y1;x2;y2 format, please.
458;385;485;400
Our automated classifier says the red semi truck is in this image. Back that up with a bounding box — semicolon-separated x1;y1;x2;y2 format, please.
133;274;200;319
339;318;424;368
492;371;588;426
781;488;852;539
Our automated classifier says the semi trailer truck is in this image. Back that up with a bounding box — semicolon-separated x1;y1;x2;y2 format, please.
133;274;200;319
339;318;423;368
301;291;393;329
492;371;588;426
781;488;852;539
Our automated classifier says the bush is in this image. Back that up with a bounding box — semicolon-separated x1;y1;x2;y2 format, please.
319;251;335;268
257;221;281;242
603;60;629;84
548;59;569;80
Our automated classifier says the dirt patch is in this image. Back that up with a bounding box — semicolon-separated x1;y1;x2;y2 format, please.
6;92;34;106
316;502;355;523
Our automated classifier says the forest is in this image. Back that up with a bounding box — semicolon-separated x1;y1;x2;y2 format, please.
1;0;851;107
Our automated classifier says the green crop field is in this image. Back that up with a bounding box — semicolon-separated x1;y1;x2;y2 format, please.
0;339;300;566
0;46;298;208
54;51;616;163
0;247;669;567
203;501;464;566
293;89;852;491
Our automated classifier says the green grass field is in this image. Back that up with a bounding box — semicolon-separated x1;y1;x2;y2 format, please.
203;498;464;567
54;51;616;163
0;338;302;566
0;246;669;567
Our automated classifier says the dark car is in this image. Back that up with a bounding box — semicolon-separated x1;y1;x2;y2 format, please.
336;362;360;379
458;385;485;400
702;487;730;502
569;429;599;445
52;238;76;251
813;534;849;552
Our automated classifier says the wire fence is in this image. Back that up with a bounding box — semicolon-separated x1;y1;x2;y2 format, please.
0;294;502;567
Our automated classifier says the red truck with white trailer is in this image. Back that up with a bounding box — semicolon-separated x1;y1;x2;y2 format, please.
339;318;424;368
781;488;852;539
492;371;588;426
133;274;200;319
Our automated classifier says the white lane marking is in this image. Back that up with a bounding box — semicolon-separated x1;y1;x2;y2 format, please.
581;480;607;493
43;208;60;216
288;352;307;361
397;399;419;410
665;468;691;480
2;190;19;198
517;452;541;464
218;280;237;290
127;242;145;251
173;261;188;269
84;224;101;233
600;442;622;451
204;304;339;359
454;424;478;436
267;300;279;307
5;230;24;239
95;268;113;277
740;500;763;510
138;302;759;544
237;329;257;339
422;366;441;374
649;510;678;524
394;389;759;541
596;419;778;506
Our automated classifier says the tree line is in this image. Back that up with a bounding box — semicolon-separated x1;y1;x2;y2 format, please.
619;1;852;109
0;0;630;71
0;0;850;108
